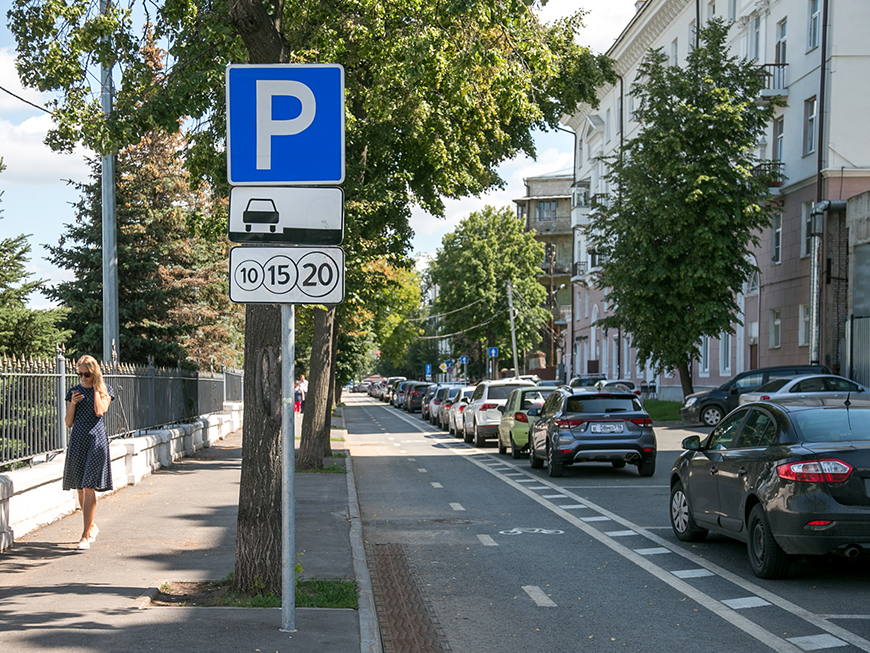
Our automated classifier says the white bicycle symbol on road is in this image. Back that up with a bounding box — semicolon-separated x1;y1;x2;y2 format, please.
498;527;564;535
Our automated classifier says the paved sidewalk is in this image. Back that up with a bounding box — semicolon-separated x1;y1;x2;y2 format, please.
0;422;376;653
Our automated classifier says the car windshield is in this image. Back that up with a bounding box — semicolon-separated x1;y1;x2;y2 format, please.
488;385;530;400
793;409;870;442
565;396;642;413
755;378;791;393
521;390;554;409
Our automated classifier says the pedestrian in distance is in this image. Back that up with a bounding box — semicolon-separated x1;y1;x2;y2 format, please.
62;355;114;550
299;374;308;413
294;380;303;413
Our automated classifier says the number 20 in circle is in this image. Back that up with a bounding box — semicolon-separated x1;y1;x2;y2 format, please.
297;251;340;298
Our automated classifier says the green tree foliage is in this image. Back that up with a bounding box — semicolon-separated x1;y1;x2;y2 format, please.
588;19;782;395
0;158;71;356
428;205;549;378
46;132;243;368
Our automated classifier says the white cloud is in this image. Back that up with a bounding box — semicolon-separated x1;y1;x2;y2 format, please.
0;116;91;185
0;47;47;112
538;0;639;54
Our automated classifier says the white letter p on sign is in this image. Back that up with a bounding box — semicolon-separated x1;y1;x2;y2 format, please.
256;80;316;170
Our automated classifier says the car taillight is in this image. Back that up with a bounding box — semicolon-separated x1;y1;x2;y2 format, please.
630;417;652;427
776;459;853;483
760;395;770;400
556;418;585;428
481;403;498;410
458;405;466;413
515;412;529;423
444;402;453;409
412;391;420;396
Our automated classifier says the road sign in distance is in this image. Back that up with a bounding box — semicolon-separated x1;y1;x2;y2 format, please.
226;64;345;185
229;246;344;304
229;186;344;245
460;355;469;364
488;347;499;358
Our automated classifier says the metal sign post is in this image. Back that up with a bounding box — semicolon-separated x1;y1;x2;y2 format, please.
226;62;345;634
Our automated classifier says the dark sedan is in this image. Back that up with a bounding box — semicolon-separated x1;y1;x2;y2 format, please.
669;402;870;579
528;389;657;478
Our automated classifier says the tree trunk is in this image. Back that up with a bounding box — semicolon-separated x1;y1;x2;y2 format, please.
677;361;694;397
233;304;283;595
298;307;334;469
323;307;341;458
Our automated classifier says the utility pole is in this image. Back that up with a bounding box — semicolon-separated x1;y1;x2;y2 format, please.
549;245;555;367
506;280;520;378
100;0;119;363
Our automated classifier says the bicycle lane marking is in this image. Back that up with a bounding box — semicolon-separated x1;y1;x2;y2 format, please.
382;406;864;653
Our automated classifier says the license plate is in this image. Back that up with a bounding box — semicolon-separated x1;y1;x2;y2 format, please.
590;422;624;434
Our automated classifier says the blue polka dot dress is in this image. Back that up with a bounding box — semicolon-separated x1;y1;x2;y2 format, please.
62;384;115;492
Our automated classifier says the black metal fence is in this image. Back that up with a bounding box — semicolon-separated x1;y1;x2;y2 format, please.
0;352;243;468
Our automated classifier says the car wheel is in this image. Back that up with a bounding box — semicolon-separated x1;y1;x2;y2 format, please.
700;405;724;427
669;481;708;542
612;460;626;469
474;424;486;448
747;504;790;579
637;456;656;477
463;422;473;444
510;435;523;460
498;436;507;455
547;445;564;477
529;441;543;469
447;419;454;436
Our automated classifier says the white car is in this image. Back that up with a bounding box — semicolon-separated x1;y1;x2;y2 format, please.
738;374;870;407
446;387;476;435
461;379;536;447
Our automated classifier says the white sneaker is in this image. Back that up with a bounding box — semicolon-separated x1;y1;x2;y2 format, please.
77;539;90;550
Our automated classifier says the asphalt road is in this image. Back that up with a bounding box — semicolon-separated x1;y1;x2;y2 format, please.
343;394;870;653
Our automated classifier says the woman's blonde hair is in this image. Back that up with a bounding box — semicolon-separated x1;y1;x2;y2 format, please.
77;355;109;401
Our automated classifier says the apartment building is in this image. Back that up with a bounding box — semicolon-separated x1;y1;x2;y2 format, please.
564;0;870;400
513;169;573;375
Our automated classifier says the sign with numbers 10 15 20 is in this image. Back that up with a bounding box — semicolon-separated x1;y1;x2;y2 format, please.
229;246;345;305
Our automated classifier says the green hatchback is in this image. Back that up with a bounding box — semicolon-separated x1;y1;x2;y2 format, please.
497;387;555;458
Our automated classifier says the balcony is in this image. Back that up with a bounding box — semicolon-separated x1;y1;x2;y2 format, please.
757;63;788;103
529;215;572;235
752;160;785;188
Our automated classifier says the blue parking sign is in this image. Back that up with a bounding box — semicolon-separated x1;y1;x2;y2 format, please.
226;64;345;185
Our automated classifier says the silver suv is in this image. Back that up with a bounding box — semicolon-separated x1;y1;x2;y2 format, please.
461;379;536;447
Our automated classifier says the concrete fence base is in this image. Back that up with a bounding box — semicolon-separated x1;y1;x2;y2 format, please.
0;402;243;553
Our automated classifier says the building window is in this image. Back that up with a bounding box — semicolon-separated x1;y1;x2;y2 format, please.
584;289;589;318
671;38;679;66
699;336;710;375
536;200;557;221
799;303;811;346
803;97;817;155
745;270;760;295
808;0;821;51
728;0;737;22
769;309;782;348
719;334;731;375
750;15;761;61
616;96;622;134
773;117;785;161
776;19;788;64
771;213;782;264
802;202;814;256
605;108;611;143
707;1;716;21
689;20;697;51
576;139;584;168
516;205;526;221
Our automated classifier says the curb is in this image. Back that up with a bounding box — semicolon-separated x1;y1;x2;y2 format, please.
344;440;382;653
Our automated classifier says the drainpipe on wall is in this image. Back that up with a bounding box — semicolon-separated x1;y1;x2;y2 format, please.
615;74;625;380
557;124;578;380
809;200;847;365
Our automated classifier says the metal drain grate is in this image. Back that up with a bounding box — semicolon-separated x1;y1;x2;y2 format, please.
366;543;453;653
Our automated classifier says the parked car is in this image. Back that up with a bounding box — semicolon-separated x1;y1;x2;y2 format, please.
353;381;371;393
446;386;476;436
738;374;870;407
426;383;461;424
568;374;606;388
382;376;406;403
438;386;471;430
670;402;870;579
680;364;831;427
406;382;433;413
392;381;412;408
596;379;641;397
462;379;536;447
497;387;556;458
528;388;657;478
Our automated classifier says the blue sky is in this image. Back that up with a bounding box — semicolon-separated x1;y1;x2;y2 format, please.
0;1;636;307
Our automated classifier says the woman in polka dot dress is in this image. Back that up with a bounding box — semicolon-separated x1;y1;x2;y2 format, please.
62;355;114;550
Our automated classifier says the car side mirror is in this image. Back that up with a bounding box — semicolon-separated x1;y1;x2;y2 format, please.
730;386;739;395
461;397;469;404
497;405;505;413
527;407;540;417
682;435;702;451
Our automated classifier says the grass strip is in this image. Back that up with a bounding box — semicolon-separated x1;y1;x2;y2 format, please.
644;399;682;422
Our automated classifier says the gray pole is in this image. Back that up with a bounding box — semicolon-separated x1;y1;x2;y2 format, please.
280;304;297;632
506;281;520;378
100;0;119;364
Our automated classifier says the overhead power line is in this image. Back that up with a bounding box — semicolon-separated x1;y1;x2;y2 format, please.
417;307;506;340
0;85;51;114
406;296;488;322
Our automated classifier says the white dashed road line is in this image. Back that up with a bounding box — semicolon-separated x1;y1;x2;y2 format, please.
449;502;465;512
477;534;498;546
522;585;557;607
